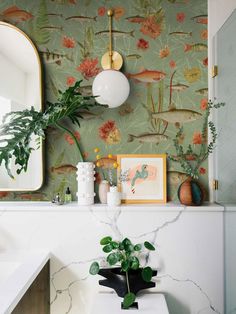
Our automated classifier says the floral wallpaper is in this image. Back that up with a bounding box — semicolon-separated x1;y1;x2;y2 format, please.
0;0;208;202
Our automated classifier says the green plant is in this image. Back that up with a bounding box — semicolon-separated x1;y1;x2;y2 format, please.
89;236;156;309
0;80;105;178
168;100;225;179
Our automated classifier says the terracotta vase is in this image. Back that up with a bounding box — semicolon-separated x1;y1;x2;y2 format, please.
98;180;110;204
178;177;204;206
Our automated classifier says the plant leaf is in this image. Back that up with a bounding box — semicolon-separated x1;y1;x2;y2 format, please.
123;293;136;309
134;244;142;251
121;260;130;272
89;262;100;275
107;253;119;266
142;266;153;282
103;244;113;253
100;236;112;245
130;256;139;270
144;241;155;251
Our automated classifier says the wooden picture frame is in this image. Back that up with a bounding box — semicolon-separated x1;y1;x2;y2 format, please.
117;154;167;204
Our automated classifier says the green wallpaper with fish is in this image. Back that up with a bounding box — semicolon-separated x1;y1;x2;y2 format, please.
0;0;208;202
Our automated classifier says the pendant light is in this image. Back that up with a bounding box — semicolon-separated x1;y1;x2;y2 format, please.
92;9;130;108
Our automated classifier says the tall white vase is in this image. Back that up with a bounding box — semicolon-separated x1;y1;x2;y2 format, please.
76;162;95;205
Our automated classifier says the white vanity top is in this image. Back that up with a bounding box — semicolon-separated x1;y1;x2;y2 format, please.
0;201;224;212
91;292;169;314
0;250;50;314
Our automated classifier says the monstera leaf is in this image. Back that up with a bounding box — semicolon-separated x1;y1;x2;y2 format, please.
0;80;104;178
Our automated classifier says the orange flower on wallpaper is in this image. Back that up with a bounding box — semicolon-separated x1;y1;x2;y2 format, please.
199;167;206;175
169;60;176;69
62;36;76;48
98;6;106;16
140;15;163;39
192;132;202;145
176;12;185;23
65;131;80;145
203;57;208;66
77;58;100;80
200;98;208;110
137;38;149;50
159;46;170;58
200;29;208;40
99;120;121;145
114;7;125;20
68;0;76;3
66;76;76;86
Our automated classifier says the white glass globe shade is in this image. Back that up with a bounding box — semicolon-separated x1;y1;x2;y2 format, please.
92;69;130;108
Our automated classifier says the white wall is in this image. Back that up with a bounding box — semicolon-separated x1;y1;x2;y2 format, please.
0;205;224;314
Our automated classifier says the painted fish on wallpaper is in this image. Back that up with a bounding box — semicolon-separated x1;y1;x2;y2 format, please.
0;191;9;198
77;85;92;96
19;193;46;200
167;83;189;92
40;26;64;32
51;164;77;174
195;88;208;95
95;157;117;169
95;30;135;38
184;43;207;52
169;31;192;37
65;15;97;22
46;13;63;18
152;109;202;123
125;15;145;23
167;171;189;186
119;103;134;116
0;5;33;23
76;110;104;120
50;0;76;4
127;70;166;83
127;133;168;144
39;50;73;64
126;54;142;60
191;14;208;24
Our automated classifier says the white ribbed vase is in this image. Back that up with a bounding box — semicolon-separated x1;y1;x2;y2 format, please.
76;162;95;205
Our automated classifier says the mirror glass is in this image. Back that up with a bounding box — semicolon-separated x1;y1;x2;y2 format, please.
0;22;43;191
214;9;236;203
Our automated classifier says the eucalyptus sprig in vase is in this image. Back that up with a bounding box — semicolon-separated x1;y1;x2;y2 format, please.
168;100;225;205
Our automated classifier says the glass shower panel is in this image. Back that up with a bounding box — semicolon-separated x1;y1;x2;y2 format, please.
214;9;236;203
214;9;236;314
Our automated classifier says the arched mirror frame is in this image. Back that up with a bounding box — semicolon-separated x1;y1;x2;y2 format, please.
0;21;44;191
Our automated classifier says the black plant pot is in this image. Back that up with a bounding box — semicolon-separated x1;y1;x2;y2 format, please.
98;267;157;298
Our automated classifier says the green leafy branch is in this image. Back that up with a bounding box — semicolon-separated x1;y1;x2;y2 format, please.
0;80;105;178
89;236;155;309
168;100;225;179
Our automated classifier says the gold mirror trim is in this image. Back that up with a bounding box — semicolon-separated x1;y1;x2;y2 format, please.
0;21;44;192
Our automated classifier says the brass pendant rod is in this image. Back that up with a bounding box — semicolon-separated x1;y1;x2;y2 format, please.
107;9;113;69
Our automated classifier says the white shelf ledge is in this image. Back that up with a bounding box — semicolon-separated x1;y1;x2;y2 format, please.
0;201;224;212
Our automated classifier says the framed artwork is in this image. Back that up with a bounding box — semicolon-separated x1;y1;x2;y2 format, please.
117;154;167;204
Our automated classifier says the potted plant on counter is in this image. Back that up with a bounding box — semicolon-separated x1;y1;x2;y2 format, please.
168;100;225;205
89;236;157;309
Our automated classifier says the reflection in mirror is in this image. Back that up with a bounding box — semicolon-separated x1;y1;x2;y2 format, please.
0;22;43;191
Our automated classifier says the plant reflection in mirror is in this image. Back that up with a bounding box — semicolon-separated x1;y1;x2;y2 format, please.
0;80;106;178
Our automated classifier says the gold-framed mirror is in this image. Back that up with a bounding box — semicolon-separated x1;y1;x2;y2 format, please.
0;21;43;191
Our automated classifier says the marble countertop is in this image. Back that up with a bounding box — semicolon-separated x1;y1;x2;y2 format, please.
0;201;225;212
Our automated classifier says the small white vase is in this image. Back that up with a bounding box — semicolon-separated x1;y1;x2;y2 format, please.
76;162;95;205
98;180;110;204
107;186;121;206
